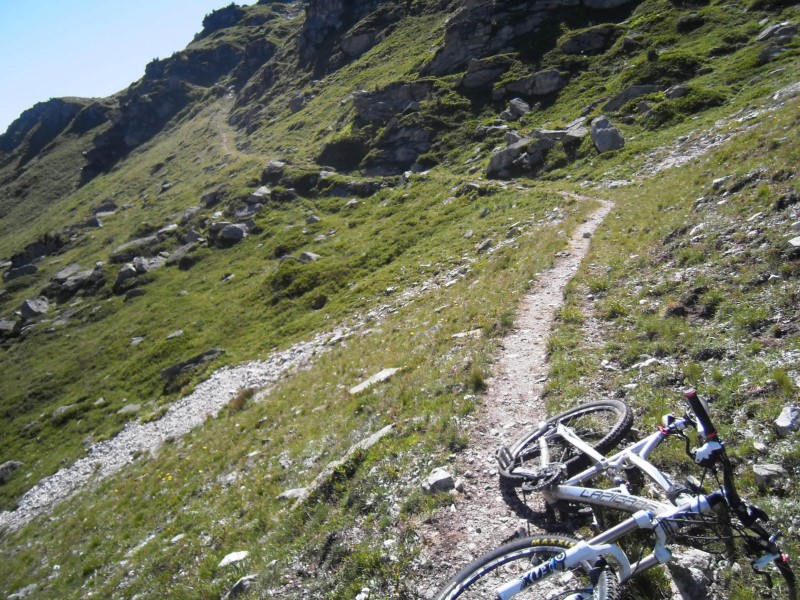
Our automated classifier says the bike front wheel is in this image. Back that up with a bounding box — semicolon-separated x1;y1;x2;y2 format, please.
498;400;634;487
434;535;621;600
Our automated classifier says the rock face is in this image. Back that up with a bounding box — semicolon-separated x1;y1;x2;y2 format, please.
198;4;246;38
459;56;513;90
500;69;566;98
0;98;89;164
425;0;637;77
82;28;276;182
590;115;625;152
560;24;620;55
339;4;405;60
363;125;432;175
353;82;433;124
298;0;398;69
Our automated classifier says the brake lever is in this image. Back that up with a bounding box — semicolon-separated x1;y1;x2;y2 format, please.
691;440;724;467
736;501;770;527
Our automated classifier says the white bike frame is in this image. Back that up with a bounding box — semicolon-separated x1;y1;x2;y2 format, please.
498;417;720;599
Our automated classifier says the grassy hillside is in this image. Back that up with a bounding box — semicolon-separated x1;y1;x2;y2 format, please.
1;0;798;597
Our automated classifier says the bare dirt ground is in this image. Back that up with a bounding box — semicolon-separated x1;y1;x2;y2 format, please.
413;196;614;598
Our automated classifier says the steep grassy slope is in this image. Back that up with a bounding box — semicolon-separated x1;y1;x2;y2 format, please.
0;0;798;597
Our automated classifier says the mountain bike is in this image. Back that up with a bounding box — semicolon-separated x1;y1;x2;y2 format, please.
434;389;796;599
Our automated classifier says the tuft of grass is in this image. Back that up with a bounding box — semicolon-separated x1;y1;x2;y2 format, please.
228;387;256;415
469;365;487;392
772;369;796;398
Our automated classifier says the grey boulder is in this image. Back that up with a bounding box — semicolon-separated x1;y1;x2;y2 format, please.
590;115;625;152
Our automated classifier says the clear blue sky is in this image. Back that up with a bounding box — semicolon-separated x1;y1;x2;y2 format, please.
0;0;258;135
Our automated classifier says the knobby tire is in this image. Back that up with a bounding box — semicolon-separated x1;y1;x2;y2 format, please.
434;534;621;600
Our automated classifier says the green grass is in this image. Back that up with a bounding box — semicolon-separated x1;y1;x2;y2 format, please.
1;0;799;598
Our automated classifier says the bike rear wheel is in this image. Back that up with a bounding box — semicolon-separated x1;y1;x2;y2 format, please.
434;535;621;600
498;400;634;487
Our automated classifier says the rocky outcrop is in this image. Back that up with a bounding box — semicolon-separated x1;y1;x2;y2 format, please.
81;82;194;183
113;256;166;294
485;119;588;178
298;0;399;70
486;137;556;178
208;221;253;247
0;319;21;338
3;264;38;282
498;69;566;99
353;81;433;124
602;84;660;112
0;98;90;166
346;80;437;173
560;24;621;55
340;4;405;60
82;31;275;182
362;125;432;175
198;4;246;38
261;161;287;184
285;424;394;507
458;56;514;90
9;234;68;270
300;0;349;61
166;243;198;269
109;236;161;264
425;0;638;77
41;264;105;303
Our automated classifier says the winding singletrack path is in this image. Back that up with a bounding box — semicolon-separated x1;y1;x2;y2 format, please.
415;195;614;597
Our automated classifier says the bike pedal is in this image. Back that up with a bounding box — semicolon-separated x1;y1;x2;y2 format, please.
496;446;514;471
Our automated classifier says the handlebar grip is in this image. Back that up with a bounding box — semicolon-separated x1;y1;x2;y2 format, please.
684;389;718;440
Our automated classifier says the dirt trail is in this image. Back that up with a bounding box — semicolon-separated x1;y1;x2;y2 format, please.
414;196;614;597
211;96;243;159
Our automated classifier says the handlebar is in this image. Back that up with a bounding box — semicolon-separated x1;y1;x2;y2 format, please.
682;389;744;511
684;388;718;440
